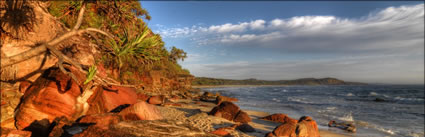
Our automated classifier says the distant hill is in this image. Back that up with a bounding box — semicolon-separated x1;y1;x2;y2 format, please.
192;77;366;86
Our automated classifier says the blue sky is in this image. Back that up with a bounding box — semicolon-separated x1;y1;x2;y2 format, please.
141;1;424;84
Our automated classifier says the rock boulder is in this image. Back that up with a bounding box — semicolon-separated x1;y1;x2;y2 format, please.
208;101;240;121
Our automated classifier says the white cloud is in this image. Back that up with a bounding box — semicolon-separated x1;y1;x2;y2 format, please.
154;4;424;84
155;4;423;53
250;19;266;29
208;23;248;33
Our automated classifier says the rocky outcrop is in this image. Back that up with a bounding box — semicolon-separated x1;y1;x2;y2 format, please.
260;113;296;123
266;116;320;137
15;66;86;130
215;95;238;105
201;91;217;102
267;120;297;137
148;95;165;105
127;70;194;94
86;85;138;114
295;116;320;137
234;111;251;123
118;101;163;120
208;101;251;123
209;101;240;121
210;129;231;136
137;93;150;101
328;120;356;132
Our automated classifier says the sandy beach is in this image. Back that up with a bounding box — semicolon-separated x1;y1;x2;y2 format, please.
161;98;353;137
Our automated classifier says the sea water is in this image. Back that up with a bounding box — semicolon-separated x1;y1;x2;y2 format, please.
202;85;424;137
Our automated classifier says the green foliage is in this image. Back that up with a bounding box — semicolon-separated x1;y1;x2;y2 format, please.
48;1;150;35
48;1;191;84
104;26;164;70
84;65;97;84
169;46;187;63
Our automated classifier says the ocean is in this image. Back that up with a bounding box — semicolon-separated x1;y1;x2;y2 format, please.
201;85;424;137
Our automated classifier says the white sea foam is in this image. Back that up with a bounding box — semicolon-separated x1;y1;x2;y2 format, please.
346;93;354;96
369;92;378;96
394;96;424;101
376;127;396;135
288;97;312;104
338;112;354;122
408;132;425;137
272;98;281;102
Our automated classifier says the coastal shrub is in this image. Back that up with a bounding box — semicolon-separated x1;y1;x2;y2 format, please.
47;1;191;84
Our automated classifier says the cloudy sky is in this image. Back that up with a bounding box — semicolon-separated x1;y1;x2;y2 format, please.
141;1;424;84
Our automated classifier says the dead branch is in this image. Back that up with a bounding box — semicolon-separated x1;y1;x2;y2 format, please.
72;2;86;30
1;28;113;68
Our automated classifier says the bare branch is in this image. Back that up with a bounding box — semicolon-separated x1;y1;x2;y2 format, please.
73;1;86;30
85;28;114;39
1;28;113;68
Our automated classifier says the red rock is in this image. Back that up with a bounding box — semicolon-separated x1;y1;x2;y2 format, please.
328;120;336;127
1;101;6;106
104;86;138;111
295;116;320;137
208;101;240;121
137;93;150;101
86;85;138;114
72;125;128;137
271;120;297;137
1;118;16;129
19;81;31;93
260;113;297;123
119;101;163;120
210;129;230;136
78;113;122;129
148;95;165;105
15;67;85;130
48;116;73;137
265;132;275;137
234;110;252;123
0;128;32;137
215;95;238;105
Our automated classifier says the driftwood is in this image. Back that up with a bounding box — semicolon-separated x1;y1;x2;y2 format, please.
0;1;134;87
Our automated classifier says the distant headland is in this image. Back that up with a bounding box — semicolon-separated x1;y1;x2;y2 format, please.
192;77;367;86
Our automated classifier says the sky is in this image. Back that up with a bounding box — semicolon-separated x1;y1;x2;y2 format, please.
140;1;424;85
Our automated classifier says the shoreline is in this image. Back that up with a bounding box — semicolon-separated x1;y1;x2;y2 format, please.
242;109;353;137
192;85;289;88
165;98;353;137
